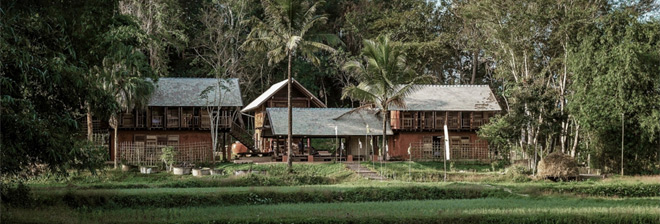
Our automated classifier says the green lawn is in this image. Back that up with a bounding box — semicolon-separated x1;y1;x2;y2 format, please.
4;198;660;223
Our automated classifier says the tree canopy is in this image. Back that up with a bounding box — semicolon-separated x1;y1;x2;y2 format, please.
1;0;659;175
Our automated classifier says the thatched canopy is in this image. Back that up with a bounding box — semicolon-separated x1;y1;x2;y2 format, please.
537;152;579;180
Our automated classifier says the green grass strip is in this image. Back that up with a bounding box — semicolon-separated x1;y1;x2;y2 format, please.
4;198;660;223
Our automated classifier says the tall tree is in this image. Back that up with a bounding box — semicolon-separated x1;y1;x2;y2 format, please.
463;0;603;170
192;0;250;161
570;9;660;174
119;0;188;76
92;14;157;169
0;0;139;175
342;35;432;160
242;0;338;171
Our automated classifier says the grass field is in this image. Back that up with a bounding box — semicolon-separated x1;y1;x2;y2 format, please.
2;162;660;223
4;198;660;223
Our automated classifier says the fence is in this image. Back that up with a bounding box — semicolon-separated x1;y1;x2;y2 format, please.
118;141;213;166
409;140;491;162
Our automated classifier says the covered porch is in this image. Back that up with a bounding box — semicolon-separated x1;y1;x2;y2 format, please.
258;107;393;162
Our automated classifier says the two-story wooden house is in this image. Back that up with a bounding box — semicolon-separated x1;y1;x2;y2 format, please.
240;78;326;153
388;85;501;161
109;78;243;163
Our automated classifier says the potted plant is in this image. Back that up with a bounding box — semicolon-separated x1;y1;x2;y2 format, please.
210;168;224;175
139;166;158;174
160;146;176;172
172;163;191;175
120;159;134;172
192;162;211;177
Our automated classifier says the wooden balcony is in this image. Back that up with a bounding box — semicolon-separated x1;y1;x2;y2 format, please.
121;113;134;128
152;116;163;128
117;107;234;130
167;115;179;128
462;116;471;129
391;111;492;131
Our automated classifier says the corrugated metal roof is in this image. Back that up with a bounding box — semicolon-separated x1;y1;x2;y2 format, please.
389;85;501;111
267;108;393;137
148;78;243;107
241;78;325;113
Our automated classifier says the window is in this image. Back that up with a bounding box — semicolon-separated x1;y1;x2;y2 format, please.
146;135;157;147
157;135;168;146
167;135;179;146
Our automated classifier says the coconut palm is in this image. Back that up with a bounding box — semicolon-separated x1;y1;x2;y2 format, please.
242;0;338;171
342;35;433;161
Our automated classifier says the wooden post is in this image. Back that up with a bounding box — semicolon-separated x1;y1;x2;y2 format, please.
223;132;228;162
621;113;624;176
470;112;474;130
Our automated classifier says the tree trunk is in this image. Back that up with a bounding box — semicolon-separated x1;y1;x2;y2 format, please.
381;108;388;161
287;51;293;172
570;124;580;158
87;103;93;141
111;116;118;169
471;50;478;84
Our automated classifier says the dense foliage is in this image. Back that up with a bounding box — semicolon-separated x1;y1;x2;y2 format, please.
1;0;659;175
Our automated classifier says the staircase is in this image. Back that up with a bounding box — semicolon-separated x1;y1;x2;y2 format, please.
229;121;256;152
345;163;387;181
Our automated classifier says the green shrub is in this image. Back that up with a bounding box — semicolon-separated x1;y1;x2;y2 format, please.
0;182;34;208
26;184;513;209
491;160;509;171
504;164;531;182
543;184;660;197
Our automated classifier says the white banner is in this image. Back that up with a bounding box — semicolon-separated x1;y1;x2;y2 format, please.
444;124;450;160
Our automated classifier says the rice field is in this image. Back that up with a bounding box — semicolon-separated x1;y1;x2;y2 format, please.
4;198;660;223
3;163;660;223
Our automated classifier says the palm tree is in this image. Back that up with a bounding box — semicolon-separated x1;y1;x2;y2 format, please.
342;35;432;161
242;0;338;171
97;45;155;169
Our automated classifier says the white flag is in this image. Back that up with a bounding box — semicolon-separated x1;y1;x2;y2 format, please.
334;126;338;135
407;144;411;155
359;139;362;149
366;124;370;133
444;124;450;160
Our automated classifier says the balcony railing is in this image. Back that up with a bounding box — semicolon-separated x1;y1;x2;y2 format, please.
402;118;414;129
462;117;471;129
152;116;163;128
422;117;434;129
447;117;460;129
167;115;179;128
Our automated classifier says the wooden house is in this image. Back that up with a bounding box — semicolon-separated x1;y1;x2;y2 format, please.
109;78;245;162
388;85;501;161
240;79;326;153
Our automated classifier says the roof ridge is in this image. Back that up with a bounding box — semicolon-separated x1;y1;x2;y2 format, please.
159;77;238;79
414;84;490;87
267;107;352;110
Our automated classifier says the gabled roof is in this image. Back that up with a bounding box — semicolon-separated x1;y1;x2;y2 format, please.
148;78;243;107
241;78;326;113
389;85;501;111
266;108;392;137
